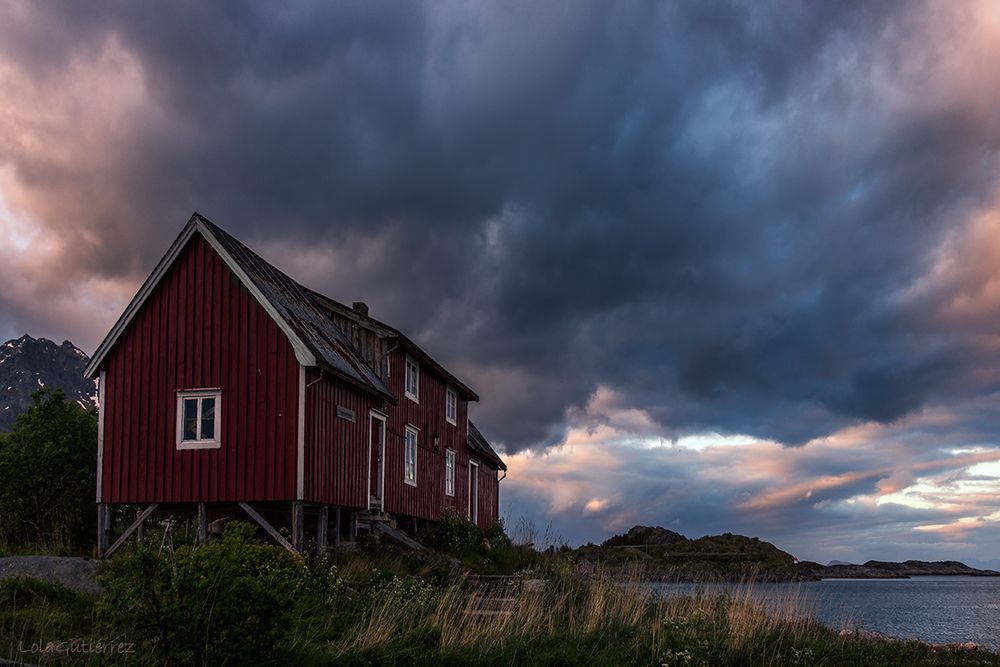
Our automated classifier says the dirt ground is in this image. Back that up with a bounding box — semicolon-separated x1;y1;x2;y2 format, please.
0;556;101;596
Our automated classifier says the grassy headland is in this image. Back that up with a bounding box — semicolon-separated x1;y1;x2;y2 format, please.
2;519;999;666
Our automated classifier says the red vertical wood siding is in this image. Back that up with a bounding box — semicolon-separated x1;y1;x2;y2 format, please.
381;349;477;522
303;368;375;508
99;234;300;503
472;463;500;530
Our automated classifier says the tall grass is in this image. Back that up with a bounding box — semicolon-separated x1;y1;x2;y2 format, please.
330;569;812;661
319;569;1000;666
4;564;1000;666
0;578;96;666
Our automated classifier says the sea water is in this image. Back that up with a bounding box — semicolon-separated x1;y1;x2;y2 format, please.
653;576;1000;649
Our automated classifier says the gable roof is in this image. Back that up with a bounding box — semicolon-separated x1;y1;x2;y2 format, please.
468;421;507;471
307;288;480;402
85;213;394;402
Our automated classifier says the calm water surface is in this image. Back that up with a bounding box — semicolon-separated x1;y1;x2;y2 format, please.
653;577;1000;649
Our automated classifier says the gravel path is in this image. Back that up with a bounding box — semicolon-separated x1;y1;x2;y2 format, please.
0;556;102;596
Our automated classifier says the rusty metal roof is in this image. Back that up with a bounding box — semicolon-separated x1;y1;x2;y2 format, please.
197;215;395;401
306;287;480;402
468;421;506;470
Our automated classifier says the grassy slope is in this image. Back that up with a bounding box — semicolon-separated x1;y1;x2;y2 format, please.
576;533;801;581
286;569;1000;666
0;578;96;663
2;553;998;666
3;574;999;666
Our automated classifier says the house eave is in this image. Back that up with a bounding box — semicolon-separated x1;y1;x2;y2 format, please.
84;213;318;379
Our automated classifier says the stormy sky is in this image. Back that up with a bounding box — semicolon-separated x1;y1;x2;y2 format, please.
3;1;1000;564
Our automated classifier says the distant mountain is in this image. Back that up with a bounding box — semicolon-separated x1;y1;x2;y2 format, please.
798;559;1000;579
828;560;854;566
0;335;97;431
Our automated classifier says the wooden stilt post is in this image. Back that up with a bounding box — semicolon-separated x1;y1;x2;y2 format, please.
136;507;146;543
97;504;110;558
317;506;328;557
334;507;341;546
105;504;160;558
197;503;207;546
292;502;305;552
350;510;358;541
238;503;295;553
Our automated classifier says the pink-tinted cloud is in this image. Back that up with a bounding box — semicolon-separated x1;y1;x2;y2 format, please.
3;2;1000;561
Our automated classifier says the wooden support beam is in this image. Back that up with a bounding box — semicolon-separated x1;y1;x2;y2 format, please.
237;502;296;553
97;504;110;558
136;507;145;543
105;504;159;558
317;506;328;557
291;501;305;552
334;507;341;546
373;522;426;551
197;503;207;545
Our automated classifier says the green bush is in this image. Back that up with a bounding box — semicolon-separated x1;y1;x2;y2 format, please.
424;511;540;575
484;519;512;549
427;508;483;557
97;521;322;665
0;390;97;552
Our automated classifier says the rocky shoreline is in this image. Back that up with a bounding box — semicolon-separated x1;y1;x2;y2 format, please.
839;628;989;655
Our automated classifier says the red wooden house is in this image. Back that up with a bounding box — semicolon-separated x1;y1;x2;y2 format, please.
85;213;506;555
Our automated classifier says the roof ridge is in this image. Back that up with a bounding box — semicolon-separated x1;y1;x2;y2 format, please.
198;215;478;401
194;214;394;400
303;286;399;336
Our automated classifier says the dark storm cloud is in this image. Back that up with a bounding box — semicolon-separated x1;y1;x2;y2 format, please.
3;0;1000;455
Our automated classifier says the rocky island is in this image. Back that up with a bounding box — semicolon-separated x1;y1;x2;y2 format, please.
572;525;1000;581
797;559;1000;579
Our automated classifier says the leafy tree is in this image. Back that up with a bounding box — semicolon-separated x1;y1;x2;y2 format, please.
0;389;97;551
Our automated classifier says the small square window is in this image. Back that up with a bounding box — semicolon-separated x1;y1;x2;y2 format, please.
405;356;419;402
177;390;222;449
446;386;457;425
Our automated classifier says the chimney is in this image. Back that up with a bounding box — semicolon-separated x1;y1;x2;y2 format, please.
352;301;369;317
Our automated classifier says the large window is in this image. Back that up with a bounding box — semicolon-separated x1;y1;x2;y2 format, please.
405;355;419;402
445;449;456;496
404;425;418;486
446;386;457;425
176;390;221;449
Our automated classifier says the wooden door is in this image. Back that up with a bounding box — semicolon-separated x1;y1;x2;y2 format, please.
369;413;386;510
469;461;479;524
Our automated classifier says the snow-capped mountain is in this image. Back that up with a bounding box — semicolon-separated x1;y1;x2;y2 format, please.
0;335;97;431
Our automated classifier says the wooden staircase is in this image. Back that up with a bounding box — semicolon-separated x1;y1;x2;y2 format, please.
355;512;429;550
356;510;395;530
464;575;521;618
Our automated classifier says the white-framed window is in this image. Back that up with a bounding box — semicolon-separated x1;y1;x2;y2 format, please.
445;449;456;496
176;390;221;449
446;386;457;425
404;425;418;486
405;355;419;402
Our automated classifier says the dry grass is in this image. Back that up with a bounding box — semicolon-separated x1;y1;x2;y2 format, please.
327;568;966;666
335;571;664;656
330;567;822;662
